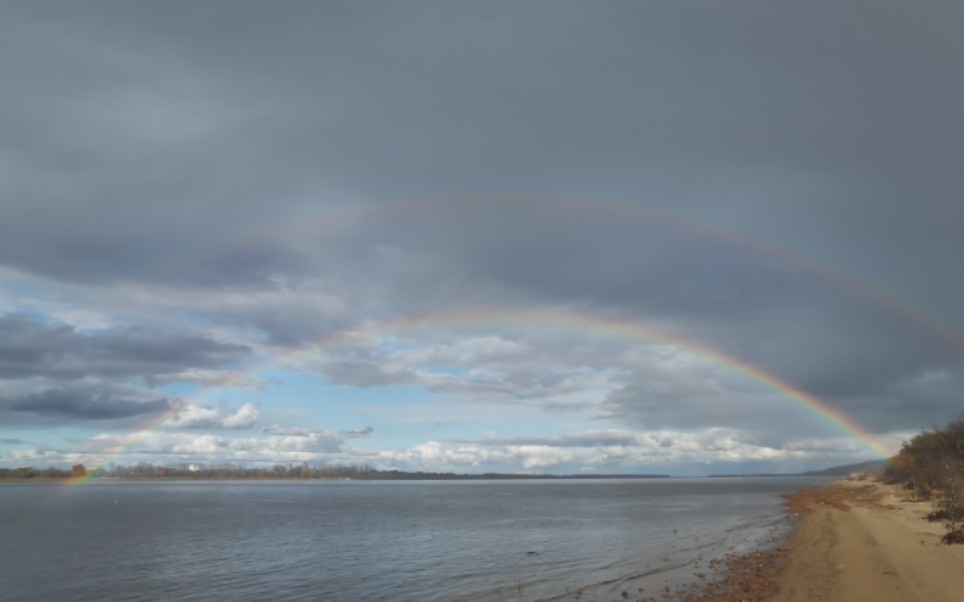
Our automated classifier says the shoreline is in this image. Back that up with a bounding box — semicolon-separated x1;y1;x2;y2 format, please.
767;479;964;601
661;479;964;602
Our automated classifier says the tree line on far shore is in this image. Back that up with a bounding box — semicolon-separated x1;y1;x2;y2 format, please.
0;462;671;481
1;463;414;481
884;417;964;543
0;464;89;480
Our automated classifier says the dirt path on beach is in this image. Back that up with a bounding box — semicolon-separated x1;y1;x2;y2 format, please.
767;482;964;602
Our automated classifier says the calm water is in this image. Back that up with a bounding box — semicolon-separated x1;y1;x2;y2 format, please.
0;477;825;601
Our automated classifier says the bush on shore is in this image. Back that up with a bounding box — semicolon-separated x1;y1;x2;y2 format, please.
883;418;964;544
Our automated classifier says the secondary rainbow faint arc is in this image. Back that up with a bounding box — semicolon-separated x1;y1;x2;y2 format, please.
65;306;894;483
152;193;964;354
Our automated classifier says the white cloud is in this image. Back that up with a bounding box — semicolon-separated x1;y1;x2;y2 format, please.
170;403;260;430
3;424;875;475
368;428;867;474
222;403;261;429
30;429;348;467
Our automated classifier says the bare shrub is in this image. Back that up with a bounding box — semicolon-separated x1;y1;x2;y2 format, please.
889;416;964;543
941;525;964;545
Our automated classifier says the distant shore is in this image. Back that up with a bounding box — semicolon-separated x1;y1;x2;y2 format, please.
0;477;78;484
0;471;674;483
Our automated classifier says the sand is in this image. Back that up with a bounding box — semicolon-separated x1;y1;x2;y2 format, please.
767;480;964;602
653;480;964;602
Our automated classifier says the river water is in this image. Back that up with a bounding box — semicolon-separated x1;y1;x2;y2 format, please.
0;477;825;601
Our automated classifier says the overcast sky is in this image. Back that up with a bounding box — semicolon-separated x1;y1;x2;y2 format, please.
2;1;962;475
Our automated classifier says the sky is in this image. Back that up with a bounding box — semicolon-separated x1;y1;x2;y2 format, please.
1;1;962;476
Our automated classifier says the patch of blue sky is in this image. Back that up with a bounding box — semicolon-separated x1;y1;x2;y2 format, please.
242;369;435;431
373;394;586;444
0;431;30;447
374;335;417;352
0;424;92;462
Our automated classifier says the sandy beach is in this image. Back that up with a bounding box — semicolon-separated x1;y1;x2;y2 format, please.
654;479;964;602
767;480;964;602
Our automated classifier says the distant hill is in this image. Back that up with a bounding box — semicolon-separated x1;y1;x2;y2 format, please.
708;459;889;478
800;459;888;477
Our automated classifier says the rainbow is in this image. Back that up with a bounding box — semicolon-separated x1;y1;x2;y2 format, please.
64;305;896;479
62;373;256;484
275;306;895;458
63;263;910;483
62;404;187;486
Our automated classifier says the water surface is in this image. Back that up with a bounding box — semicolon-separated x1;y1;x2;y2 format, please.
0;477;825;601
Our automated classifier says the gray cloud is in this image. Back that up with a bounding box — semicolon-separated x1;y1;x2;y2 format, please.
5;385;174;421
0;313;250;381
340;426;374;438
3;1;962;294
0;313;253;425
